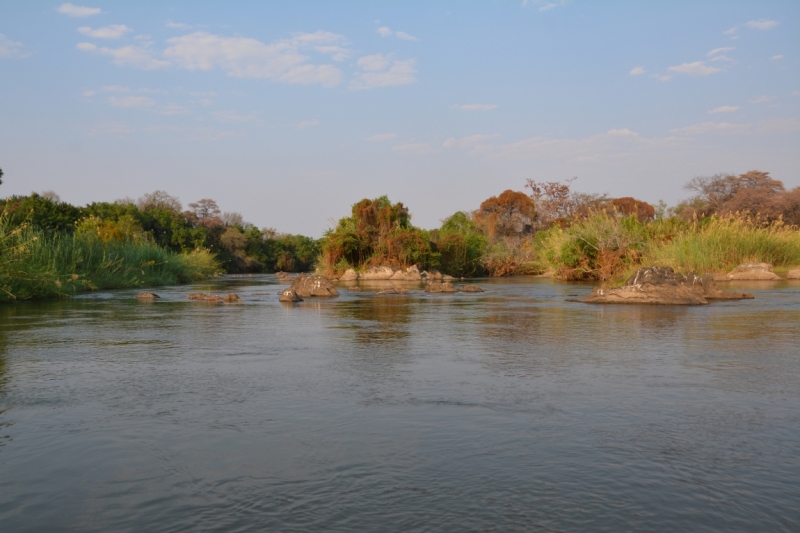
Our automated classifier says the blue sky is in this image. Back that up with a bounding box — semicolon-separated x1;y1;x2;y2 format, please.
1;1;797;236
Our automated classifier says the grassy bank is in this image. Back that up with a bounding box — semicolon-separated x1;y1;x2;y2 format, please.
537;214;800;282
1;215;220;302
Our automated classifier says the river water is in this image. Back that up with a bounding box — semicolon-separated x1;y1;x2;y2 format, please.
0;276;798;532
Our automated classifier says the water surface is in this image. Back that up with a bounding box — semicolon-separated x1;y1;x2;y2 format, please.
1;276;798;532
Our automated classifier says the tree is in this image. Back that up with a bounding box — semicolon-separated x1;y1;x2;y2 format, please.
474;190;536;237
137;190;182;213
525;178;606;225
0;167;3;186
188;198;222;228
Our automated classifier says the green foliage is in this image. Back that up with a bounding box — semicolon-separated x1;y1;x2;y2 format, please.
434;211;488;277
0;208;220;302
1;193;82;232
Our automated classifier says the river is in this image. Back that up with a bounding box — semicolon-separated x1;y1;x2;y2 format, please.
0;276;798;532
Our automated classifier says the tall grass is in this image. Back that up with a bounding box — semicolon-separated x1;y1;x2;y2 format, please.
1;212;220;302
646;216;800;274
537;213;800;281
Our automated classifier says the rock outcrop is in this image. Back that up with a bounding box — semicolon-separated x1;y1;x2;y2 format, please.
275;272;295;283
222;293;242;302
725;263;781;281
460;284;484;293
582;266;753;305
279;288;303;302
339;269;359;281
787;269;800;280
425;281;458;293
136;292;160;300
187;293;242;302
359;266;395;280
390;265;422;281
289;274;339;298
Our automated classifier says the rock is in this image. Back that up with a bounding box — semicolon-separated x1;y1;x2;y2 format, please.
359;266;395;280
726;262;781;281
582;266;753;305
136;292;160;300
188;293;222;302
222;293;242;302
390;265;422;281
442;275;455;281
788;269;800;280
460;284;484;292
421;269;443;281
377;287;408;295
339;269;359;281
279;288;303;302
290;274;339;298
425;281;458;293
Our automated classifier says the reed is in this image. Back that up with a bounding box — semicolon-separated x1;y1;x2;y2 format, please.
1;211;220;302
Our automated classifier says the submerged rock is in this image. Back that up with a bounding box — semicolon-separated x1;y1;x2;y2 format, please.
377;287;408;295
425;281;458;293
279;288;303;302
582;266;753;305
725;263;781;281
289;274;339;298
136;292;160;300
188;293;222;302
460;284;484;293
222;293;242;302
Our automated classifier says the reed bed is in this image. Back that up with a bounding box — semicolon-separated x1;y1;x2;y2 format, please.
1;213;220;302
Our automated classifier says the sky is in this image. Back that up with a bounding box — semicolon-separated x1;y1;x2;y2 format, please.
0;1;798;236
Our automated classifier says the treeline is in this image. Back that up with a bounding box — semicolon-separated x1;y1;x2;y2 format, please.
320;170;800;281
1;190;318;274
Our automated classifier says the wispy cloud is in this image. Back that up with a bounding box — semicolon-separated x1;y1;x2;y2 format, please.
108;95;156;108
652;74;672;82
163;31;345;87
443;134;500;151
159;103;192;115
708;105;739;114
756;118;800;134
667;61;721;76
57;3;100;17
746;19;779;30
365;133;397;142
376;26;419;41
752;95;773;104
669;121;750;135
166;21;192;30
771;55;783;61
453;103;498;111
212;110;256;123
350;54;417;90
392;142;433;155
296;119;320;129
78;25;133;39
77;42;170;69
0;33;29;59
629;66;645;76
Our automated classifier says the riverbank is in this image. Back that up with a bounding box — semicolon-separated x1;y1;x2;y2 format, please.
0;217;220;302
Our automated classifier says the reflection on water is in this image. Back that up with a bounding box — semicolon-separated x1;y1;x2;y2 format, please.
0;276;798;533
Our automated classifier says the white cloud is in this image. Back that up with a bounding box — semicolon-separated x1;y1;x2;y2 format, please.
752;95;773;104
108;95;156;108
350;57;417;90
652;74;672;82
357;53;391;72
708;47;734;57
453;103;498;111
196;98;214;106
314;45;350;62
78;25;132;39
159;103;192;115
77;42;170;69
443;134;500;150
710;55;734;63
0;33;28;59
629;66;645;76
82;90;96;97
723;27;737;35
57;3;100;17
212;110;256;123
189;127;240;141
771;55;783;60
166;21;192;30
392;142;433;155
756;118;800;134
163;31;344;87
539;3;559;11
395;31;419;41
88;121;133;136
708;105;740;114
296;120;320;129
376;26;419;41
667;61;721;76
746;19;779;30
669;121;750;135
100;84;130;92
365;133;397;142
